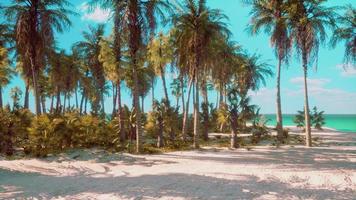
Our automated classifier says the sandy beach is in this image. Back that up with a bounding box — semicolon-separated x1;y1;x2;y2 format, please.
1;128;355;200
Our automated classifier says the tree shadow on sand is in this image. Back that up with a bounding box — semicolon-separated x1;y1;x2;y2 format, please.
0;169;354;200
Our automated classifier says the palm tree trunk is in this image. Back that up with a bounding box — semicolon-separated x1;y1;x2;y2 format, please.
112;81;117;116
302;52;312;147
29;57;41;115
128;0;142;153
276;58;284;141
24;82;29;109
50;95;54;113
41;95;46;114
182;77;193;141
63;93;67;113
141;96;144;114
160;66;169;102
84;97;88;114
0;86;2;109
56;87;61;111
80;91;85;114
75;86;79;109
202;78;209;141
180;76;185;114
117;81;125;143
193;72;199;148
151;78;155;107
230;111;239;148
133;64;142;153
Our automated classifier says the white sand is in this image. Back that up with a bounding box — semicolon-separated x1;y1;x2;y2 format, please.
0;128;355;200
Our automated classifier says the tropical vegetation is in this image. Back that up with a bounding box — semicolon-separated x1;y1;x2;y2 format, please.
0;0;353;156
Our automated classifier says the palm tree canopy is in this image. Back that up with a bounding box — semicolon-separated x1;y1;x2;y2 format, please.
287;0;337;66
246;0;291;62
331;4;356;64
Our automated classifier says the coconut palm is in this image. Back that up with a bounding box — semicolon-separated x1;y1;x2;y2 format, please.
74;25;106;115
125;0;172;153
237;53;273;96
331;4;356;65
0;46;14;108
147;32;173;102
246;0;291;141
287;0;336;147
173;0;230;148
5;0;74;115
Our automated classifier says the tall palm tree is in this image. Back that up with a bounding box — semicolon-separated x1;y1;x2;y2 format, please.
246;0;291;141
74;25;106;115
88;0;130;142
5;0;74;115
173;0;230;148
287;0;336;147
124;0;171;153
0;46;14;108
331;4;355;65
147;32;173;102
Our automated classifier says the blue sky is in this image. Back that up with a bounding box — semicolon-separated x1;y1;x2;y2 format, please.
2;0;356;114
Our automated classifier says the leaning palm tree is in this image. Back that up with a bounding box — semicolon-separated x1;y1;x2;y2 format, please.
287;0;336;147
331;4;355;65
4;0;74;115
173;0;230;148
246;0;291;141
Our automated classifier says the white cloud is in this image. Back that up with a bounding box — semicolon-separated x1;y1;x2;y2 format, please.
289;77;330;88
79;2;111;23
336;64;356;77
249;77;356;114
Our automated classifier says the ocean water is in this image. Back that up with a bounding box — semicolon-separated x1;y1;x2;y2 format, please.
263;114;356;133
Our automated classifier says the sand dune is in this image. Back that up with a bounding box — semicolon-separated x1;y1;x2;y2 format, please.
1;129;355;200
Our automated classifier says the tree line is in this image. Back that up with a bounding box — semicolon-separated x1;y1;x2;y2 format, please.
0;0;354;155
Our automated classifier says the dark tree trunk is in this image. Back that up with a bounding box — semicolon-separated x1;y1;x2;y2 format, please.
0;86;2;109
193;72;199;148
202;79;209;141
63;93;67;113
181;75;192;141
117;81;125;143
112;81;117;116
75;86;79;109
230;110;239;148
24;82;29;109
50;95;54;113
41;95;46;114
157;116;164;148
151;78;155;107
128;0;143;153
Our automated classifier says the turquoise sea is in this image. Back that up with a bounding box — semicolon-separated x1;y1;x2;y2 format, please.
263;114;356;133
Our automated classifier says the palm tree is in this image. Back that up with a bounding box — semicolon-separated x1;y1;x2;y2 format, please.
88;0;129;143
173;0;230;148
246;0;291;141
287;0;336;147
0;23;15;109
5;0;74;115
238;53;273;96
147;32;173;103
331;4;355;65
125;0;172;153
0;46;14;108
74;25;106;115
